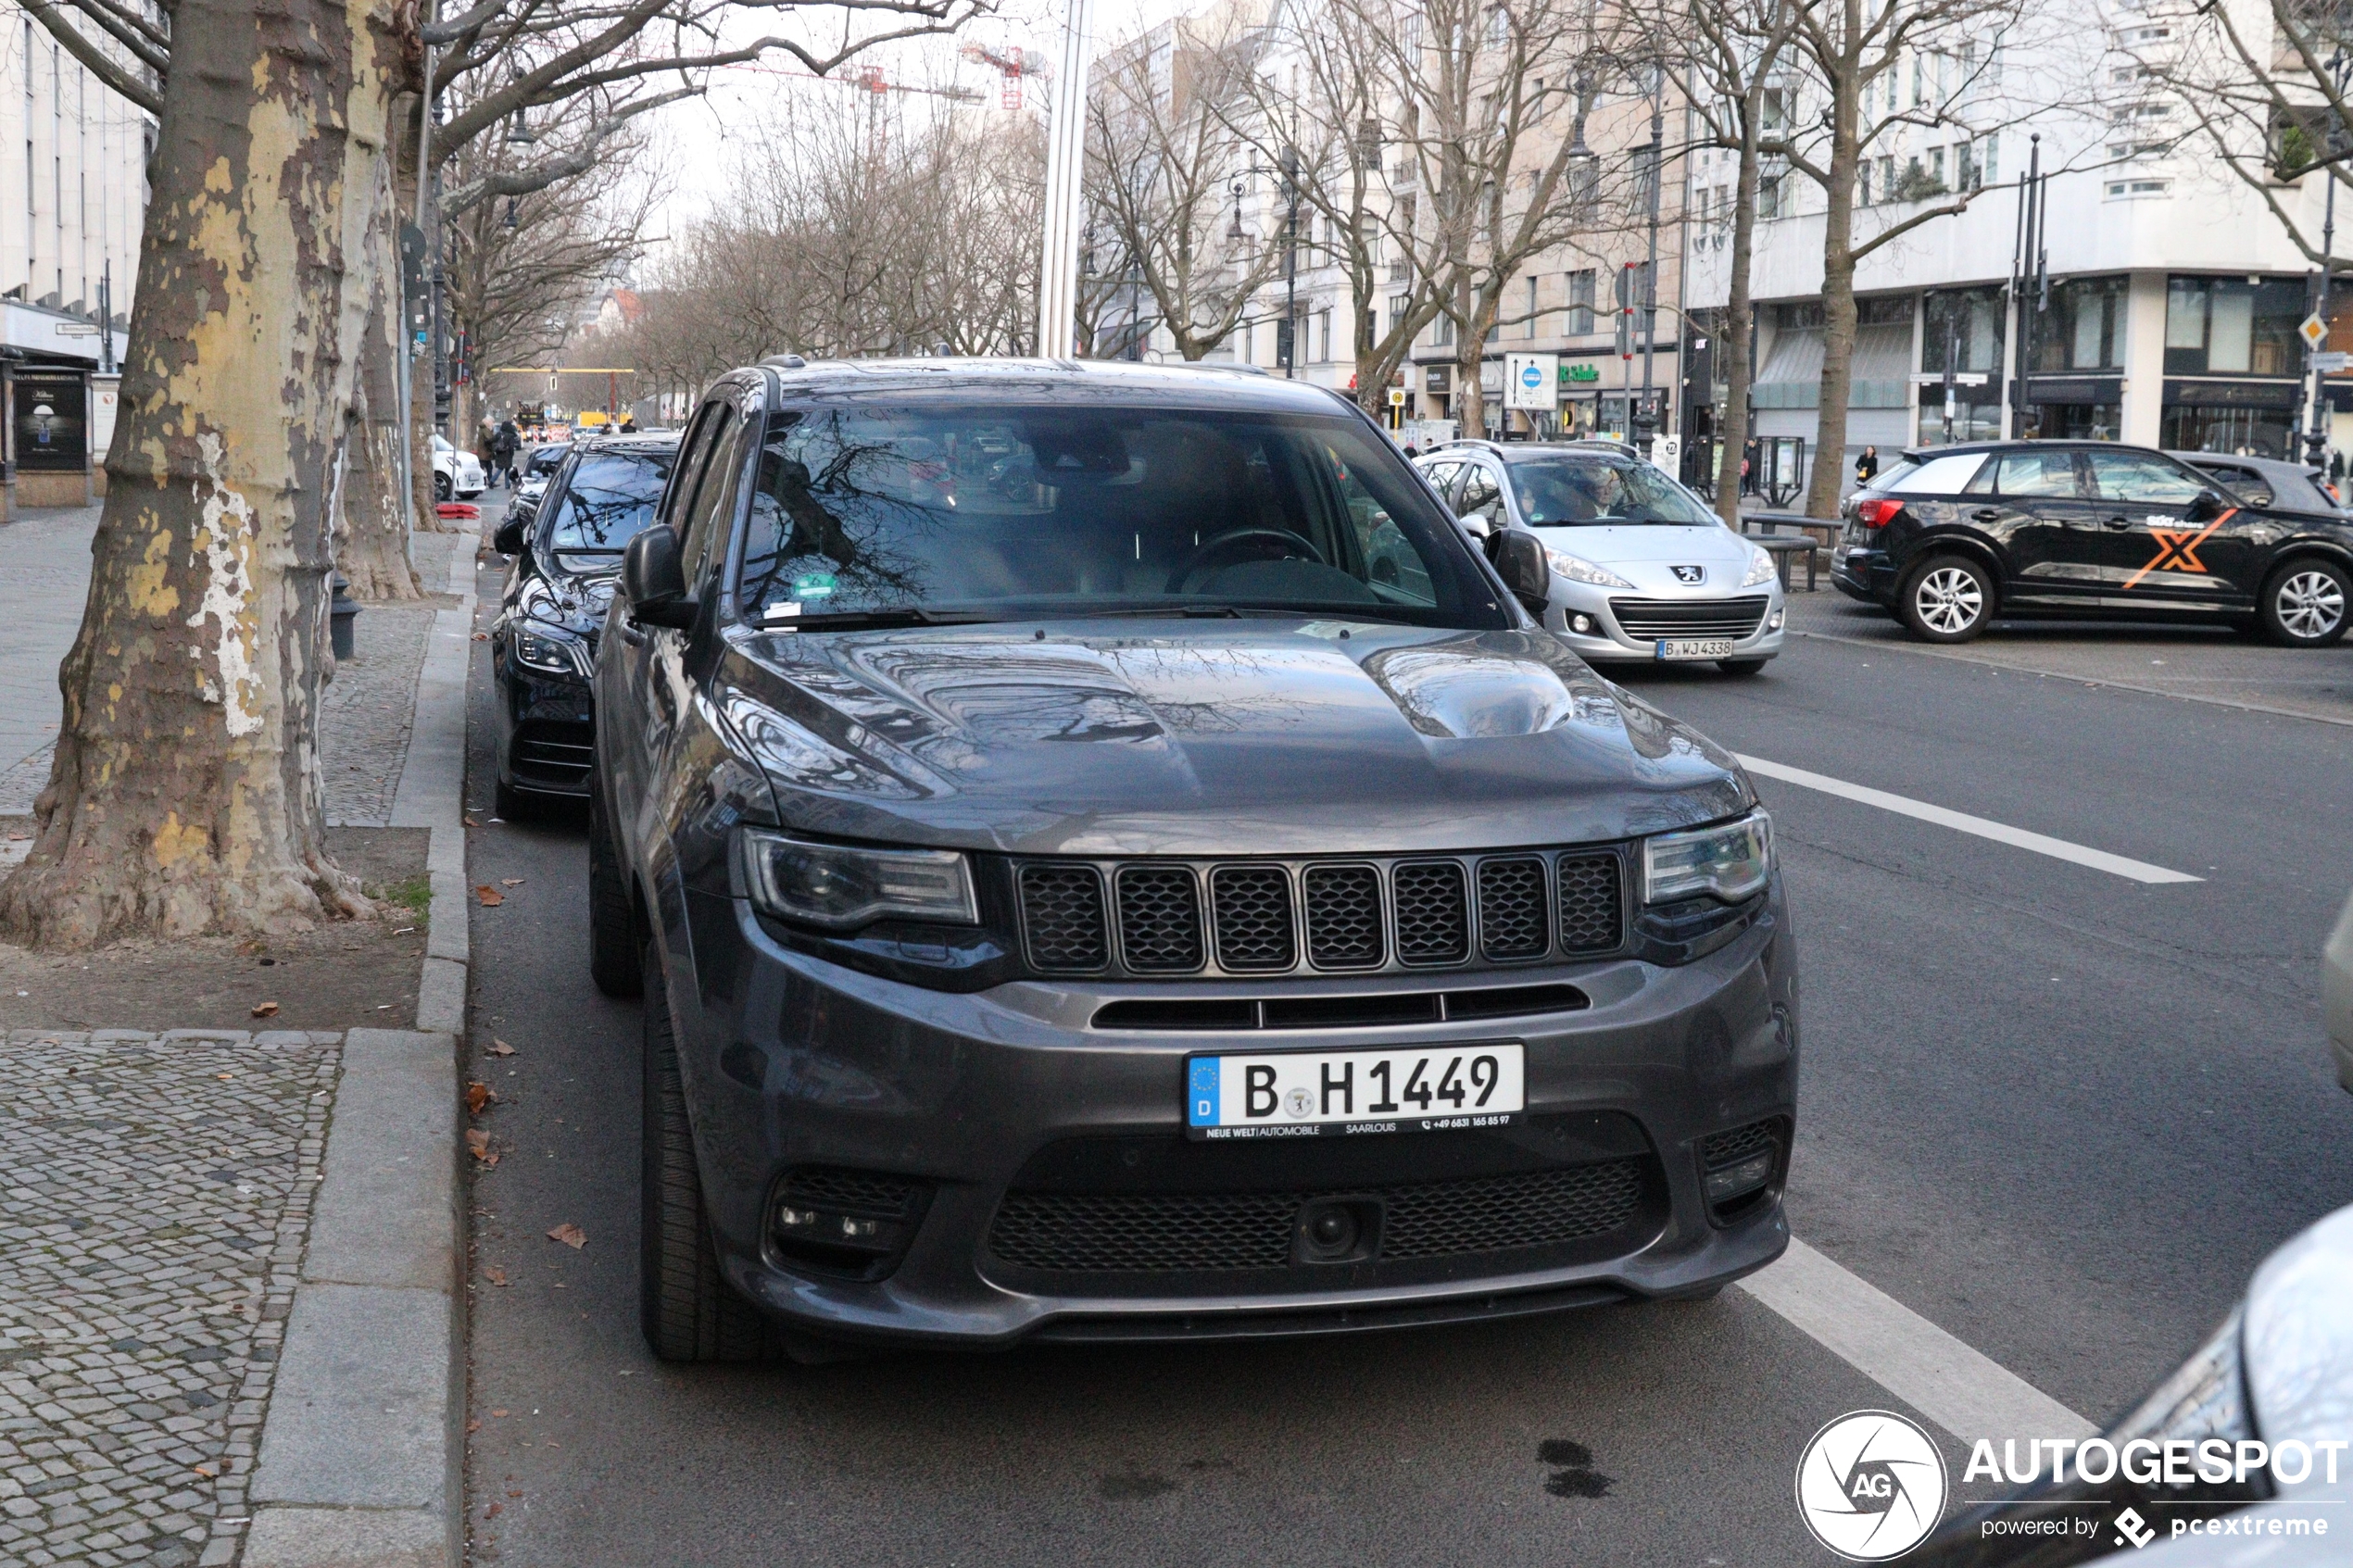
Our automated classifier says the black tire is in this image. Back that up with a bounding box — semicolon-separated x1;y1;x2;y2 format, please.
2258;558;2352;647
1717;659;1769;676
640;947;774;1363
587;783;642;998
433;471;452;503
1896;554;1996;644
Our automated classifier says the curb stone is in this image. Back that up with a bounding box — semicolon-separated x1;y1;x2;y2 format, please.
244;540;477;1567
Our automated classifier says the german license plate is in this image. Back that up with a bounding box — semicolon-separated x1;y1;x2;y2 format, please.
1185;1044;1525;1139
1656;638;1734;659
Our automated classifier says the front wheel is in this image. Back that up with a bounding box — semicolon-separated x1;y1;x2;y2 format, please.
433;471;452;503
641;947;774;1363
1898;555;1996;644
2259;558;2352;647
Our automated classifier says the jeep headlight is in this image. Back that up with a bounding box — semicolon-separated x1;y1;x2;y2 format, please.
512;620;584;675
736;829;978;930
1742;547;1778;587
1643;810;1773;904
1542;547;1635;590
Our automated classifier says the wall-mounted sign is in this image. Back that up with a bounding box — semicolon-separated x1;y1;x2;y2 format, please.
1564;362;1601;383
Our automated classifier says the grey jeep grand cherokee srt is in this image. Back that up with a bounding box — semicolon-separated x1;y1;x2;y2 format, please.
593;358;1798;1360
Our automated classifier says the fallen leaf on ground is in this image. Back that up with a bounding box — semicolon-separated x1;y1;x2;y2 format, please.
192;1465;215;1477
466;1419;481;1435
250;1001;280;1018
215;1073;233;1081
484;1502;502;1520
547;1223;586;1248
487;1039;515;1056
465;1081;494;1115
463;816;480;827
464;1129;498;1167
472;632;489;641
491;1409;510;1418
483;1264;508;1286
501;877;523;887
475;884;504;907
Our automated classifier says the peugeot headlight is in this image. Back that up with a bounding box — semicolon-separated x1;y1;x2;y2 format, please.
1643;810;1773;904
1543;547;1636;590
1741;547;1778;587
512;620;584;675
736;828;978;930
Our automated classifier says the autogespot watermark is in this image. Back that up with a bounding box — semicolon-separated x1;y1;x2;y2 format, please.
1796;1414;2347;1559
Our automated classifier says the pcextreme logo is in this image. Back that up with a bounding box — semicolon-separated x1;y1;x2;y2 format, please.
1795;1411;1949;1562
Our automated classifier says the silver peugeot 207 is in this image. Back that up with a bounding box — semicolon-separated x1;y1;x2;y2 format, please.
595;360;1797;1360
1416;440;1789;675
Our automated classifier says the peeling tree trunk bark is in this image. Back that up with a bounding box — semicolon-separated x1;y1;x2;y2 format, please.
334;244;423;601
1803;56;1865;522
0;0;401;949
1714;96;1768;527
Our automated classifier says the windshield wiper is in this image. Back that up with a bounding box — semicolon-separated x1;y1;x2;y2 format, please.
762;607;1003;632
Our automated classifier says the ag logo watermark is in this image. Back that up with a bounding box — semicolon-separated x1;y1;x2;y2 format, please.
1795;1411;1948;1561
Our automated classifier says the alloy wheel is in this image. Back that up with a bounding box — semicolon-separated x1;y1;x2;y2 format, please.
2274;570;2347;641
1915;567;1984;635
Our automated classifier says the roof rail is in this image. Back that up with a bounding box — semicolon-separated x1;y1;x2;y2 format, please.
761;353;808;370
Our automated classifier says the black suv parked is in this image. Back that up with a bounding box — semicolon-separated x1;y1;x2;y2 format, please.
1833;440;2353;646
488;434;677;816
592;358;1797;1361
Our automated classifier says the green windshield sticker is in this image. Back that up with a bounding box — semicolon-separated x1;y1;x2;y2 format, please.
791;572;837;600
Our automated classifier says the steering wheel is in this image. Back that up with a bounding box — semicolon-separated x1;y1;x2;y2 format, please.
1164;527;1327;595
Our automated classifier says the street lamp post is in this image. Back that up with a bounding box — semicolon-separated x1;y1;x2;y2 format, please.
2307;50;2350;467
1036;0;1098;358
1636;69;1665;453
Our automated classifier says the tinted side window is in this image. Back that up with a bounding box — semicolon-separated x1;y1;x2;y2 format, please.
661;406;725;532
2085;450;2206;504
1420;460;1463;504
1994;450;2083;497
1457;465;1504;524
677;411;745;584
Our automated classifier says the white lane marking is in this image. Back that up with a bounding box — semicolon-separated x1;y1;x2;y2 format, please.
1739;1238;2095;1442
1735;755;2203;885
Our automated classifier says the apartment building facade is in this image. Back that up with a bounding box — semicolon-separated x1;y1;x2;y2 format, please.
0;7;149;506
1683;0;2346;500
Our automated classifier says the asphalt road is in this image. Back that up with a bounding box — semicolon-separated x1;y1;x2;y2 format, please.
459;552;2353;1567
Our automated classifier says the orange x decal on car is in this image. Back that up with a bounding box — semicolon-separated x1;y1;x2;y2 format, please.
2122;509;2236;590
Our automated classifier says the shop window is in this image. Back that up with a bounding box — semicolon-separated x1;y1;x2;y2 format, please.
2164;276;2305;376
2030;277;2126;372
2160;404;2294;458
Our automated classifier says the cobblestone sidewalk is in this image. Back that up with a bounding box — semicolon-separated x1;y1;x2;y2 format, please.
0;1030;342;1567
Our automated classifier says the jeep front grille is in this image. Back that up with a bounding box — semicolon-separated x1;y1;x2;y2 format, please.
1015;847;1629;978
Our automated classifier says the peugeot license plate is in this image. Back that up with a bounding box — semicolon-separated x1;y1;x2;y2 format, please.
1656;638;1734;660
1185;1044;1525;1139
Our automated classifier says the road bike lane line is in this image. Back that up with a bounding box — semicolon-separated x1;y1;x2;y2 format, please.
1734;754;2203;886
1739;1239;2096;1443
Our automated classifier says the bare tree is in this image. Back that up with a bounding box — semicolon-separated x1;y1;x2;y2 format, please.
1680;0;1804;522
6;0;984;948
1084;16;1287;360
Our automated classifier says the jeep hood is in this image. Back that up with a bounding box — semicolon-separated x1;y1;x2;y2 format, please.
713;619;1753;856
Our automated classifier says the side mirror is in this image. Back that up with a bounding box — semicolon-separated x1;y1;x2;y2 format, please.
622;526;697;629
1490;530;1551;615
2187;488;2228;523
492;516;524;555
1455;511;1491;542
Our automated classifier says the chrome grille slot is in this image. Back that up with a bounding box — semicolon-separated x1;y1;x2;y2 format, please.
1392;860;1470;965
1302;864;1384;970
1210;866;1296;971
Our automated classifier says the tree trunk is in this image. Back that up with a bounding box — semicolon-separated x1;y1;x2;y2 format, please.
1803;71;1864;521
0;0;399;949
1453;279;1484;438
335;259;423;601
1714;97;1768;526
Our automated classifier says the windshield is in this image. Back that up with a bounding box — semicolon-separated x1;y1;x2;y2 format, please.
1507;456;1719;526
733;405;1503;627
545;451;675;558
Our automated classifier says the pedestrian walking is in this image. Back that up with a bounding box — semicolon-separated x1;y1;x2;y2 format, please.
1855;445;1881;486
490;418;521;490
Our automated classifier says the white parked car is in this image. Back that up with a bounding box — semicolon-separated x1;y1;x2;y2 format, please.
432;433;484;502
1416;439;1788;675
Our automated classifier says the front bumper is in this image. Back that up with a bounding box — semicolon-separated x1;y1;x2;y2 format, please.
1541;583;1789;666
490;639;596;797
670;882;1800;1348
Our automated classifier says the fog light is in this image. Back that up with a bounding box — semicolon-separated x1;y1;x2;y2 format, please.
1703;1150;1774;1204
769;1168;931;1281
1768;608;1785;632
1571;613;1596;633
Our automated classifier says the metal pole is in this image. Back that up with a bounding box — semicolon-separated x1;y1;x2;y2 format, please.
1036;0;1097;358
1638;78;1664;451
